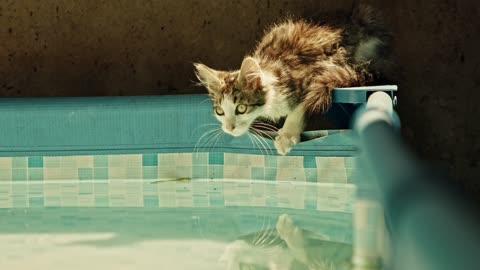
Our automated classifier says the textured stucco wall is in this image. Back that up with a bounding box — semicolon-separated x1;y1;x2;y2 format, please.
1;1;479;191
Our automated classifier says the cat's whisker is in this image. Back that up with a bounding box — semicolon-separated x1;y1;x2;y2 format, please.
254;128;275;141
199;98;213;105
251;132;268;156
194;128;219;152
250;129;273;156
247;133;260;155
248;132;265;156
263;230;280;248
252;122;279;132
204;130;223;153
191;123;221;140
252;215;268;246
210;131;225;152
193;127;222;156
256;220;275;248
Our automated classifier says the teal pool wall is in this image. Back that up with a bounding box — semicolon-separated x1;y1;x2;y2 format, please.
0;86;396;209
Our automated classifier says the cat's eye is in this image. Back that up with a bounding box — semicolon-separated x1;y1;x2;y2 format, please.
214;106;224;116
236;104;247;114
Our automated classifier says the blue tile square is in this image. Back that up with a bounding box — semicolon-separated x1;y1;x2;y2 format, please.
192;153;208;165
28;168;43;181
28;156;44;168
305;169;318;183
94;156;108;167
208;165;223;178
192;166;208;178
144;196;159;208
12;169;27;181
251;167;264;180
264;168;277;180
78;168;93;180
142;167;157;179
209;197;225;207
93;168;108;180
303;156;316;168
29;184;43;195
29;198;44;208
142;154;158;166
12;157;27;168
305;200;317;210
208;152;224;165
264;156;277;168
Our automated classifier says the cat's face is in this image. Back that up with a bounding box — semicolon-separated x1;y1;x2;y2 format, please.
194;57;267;137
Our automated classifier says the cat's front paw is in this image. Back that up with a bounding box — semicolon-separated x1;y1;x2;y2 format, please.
274;130;300;155
276;214;304;247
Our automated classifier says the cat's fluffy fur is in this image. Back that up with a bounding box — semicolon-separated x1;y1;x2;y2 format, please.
194;6;393;155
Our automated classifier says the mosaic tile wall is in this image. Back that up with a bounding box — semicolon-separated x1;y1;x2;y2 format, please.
0;153;359;209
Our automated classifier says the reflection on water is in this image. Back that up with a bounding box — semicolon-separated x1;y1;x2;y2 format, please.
0;207;352;270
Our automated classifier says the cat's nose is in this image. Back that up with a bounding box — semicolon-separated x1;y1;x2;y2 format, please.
226;124;236;131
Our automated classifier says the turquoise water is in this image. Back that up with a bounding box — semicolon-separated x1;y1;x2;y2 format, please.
0;181;354;270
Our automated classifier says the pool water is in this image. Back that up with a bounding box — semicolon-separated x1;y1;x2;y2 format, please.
0;180;354;270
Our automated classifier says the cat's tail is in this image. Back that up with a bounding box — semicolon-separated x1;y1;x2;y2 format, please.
350;4;398;83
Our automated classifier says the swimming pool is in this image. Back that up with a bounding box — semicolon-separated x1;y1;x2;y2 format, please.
0;179;354;270
0;86;397;269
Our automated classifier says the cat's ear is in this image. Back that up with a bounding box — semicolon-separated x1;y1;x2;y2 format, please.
193;63;224;93
238;57;263;91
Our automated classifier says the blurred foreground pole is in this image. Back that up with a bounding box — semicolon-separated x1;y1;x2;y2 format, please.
353;92;480;270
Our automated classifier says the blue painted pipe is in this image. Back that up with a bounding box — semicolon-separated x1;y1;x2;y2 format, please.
354;92;480;270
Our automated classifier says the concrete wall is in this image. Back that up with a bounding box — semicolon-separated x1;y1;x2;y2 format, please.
1;1;479;191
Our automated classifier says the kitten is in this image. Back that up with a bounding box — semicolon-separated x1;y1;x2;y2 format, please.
219;214;352;270
194;6;392;155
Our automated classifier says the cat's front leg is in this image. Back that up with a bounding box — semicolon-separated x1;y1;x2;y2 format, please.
274;104;306;155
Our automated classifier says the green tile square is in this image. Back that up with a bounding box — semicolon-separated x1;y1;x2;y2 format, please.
208;152;224;165
93;168;108;180
94;155;108;167
305;169;318;183
208;165;223;179
28;168;43;181
264;156;277;168
251;167;264;180
303;156;317;168
142;167;157;179
28;156;44;168
264;168;277;180
143;196;159;208
192;153;208;165
29;198;44;207
78;168;93;180
192;166;208;178
29;184;43;195
142;154;158;166
12;157;27;168
12;169;27;181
